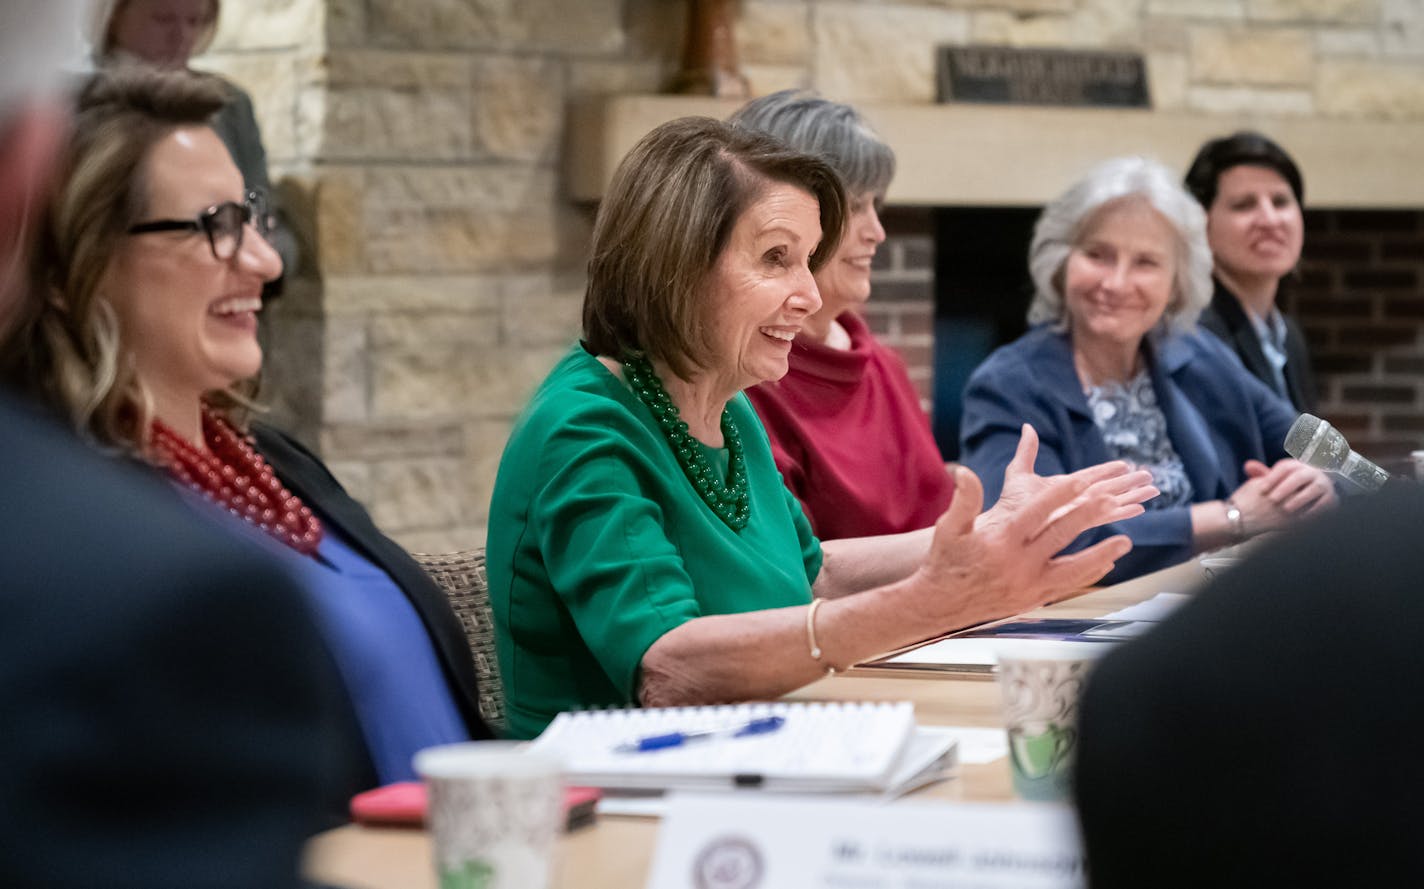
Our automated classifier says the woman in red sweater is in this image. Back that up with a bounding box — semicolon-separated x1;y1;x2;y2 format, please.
731;91;955;539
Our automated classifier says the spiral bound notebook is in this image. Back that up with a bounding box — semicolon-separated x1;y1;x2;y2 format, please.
528;701;956;795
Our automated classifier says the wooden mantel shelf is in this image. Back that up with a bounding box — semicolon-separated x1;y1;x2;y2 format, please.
566;94;1424;209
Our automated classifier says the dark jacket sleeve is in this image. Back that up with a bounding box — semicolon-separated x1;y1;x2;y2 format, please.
1282;314;1318;414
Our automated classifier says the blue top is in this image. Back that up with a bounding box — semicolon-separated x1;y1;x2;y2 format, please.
284;530;470;782
959;326;1297;582
1248;307;1292;399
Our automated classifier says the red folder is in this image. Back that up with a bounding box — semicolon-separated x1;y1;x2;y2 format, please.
350;781;601;831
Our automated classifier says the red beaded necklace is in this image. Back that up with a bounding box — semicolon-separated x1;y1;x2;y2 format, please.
150;407;324;556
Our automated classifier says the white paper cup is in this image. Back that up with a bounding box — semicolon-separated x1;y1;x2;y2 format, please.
995;642;1108;802
413;741;564;889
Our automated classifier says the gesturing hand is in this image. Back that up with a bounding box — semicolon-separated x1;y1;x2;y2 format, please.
914;426;1154;629
977;425;1158;540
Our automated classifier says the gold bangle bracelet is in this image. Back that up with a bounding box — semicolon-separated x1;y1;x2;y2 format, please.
805;597;839;676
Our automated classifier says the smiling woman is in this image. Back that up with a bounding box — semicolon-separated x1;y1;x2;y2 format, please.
87;0;301;289
107;126;277;426
700;182;824;399
0;67;495;812
960;156;1336;583
1062;198;1176;381
487;118;1159;739
1185;132;1316;413
729;90;959;542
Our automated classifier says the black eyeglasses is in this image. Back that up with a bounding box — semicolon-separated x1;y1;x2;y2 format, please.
126;190;271;261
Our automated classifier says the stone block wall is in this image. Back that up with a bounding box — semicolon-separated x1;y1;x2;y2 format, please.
734;0;1424;117
200;0;1424;550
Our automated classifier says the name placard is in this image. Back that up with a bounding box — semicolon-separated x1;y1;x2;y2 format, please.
937;46;1150;108
646;794;1085;889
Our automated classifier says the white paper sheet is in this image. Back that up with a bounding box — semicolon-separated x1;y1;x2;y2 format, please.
938;725;1008;765
1101;592;1190;622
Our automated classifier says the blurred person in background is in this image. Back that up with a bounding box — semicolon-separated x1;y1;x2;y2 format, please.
1;66;494;804
488;116;1156;739
0;2;352;886
729;90;958;541
1185;131;1316;413
960;157;1334;583
87;0;299;288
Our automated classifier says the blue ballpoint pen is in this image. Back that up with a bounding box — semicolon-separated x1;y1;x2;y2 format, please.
614;715;786;753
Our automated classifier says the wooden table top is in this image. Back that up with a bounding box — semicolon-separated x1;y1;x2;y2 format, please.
303;559;1206;889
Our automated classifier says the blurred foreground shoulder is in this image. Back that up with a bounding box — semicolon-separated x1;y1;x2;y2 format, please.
1076;483;1424;887
0;394;353;889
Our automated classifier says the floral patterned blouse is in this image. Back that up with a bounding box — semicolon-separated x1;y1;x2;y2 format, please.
1085;370;1194;509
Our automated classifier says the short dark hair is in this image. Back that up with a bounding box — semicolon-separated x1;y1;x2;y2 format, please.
582;116;846;380
1183;131;1304;210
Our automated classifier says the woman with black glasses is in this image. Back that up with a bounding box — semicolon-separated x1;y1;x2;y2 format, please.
85;0;299;291
1;67;494;811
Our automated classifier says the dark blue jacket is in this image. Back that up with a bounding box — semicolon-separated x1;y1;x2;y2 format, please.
1198;277;1318;414
959;325;1297;582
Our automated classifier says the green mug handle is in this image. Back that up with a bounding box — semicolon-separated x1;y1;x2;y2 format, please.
1009;725;1077;779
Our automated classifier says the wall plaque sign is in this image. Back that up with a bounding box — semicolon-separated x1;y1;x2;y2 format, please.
937;46;1150;108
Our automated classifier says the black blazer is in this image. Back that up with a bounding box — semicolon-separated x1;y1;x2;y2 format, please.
253;425;495;752
0;394;353;888
1198;277;1318;414
1075;483;1424;887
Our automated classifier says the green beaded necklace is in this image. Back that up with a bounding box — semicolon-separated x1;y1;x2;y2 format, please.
623;352;750;531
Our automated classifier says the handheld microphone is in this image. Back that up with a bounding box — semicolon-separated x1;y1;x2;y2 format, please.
1283;413;1391;492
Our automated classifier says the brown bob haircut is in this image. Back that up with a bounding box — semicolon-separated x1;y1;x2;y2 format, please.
582;115;847;381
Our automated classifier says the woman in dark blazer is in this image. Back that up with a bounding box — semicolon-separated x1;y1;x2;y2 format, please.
960;157;1335;582
1;67;493;807
1185;131;1316;413
253;426;494;752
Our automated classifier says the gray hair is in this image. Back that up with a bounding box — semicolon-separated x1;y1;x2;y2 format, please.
1027;156;1213;335
728;89;895;196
